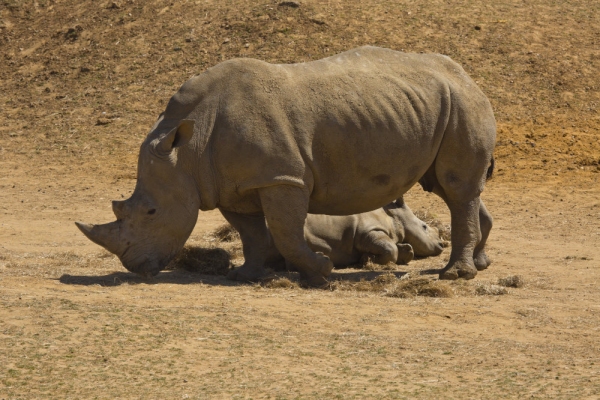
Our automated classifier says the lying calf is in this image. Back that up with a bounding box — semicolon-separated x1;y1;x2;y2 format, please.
260;198;445;271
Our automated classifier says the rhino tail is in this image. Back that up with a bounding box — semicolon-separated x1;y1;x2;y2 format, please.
486;156;495;181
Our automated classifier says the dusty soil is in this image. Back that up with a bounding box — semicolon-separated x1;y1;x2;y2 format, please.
1;0;599;398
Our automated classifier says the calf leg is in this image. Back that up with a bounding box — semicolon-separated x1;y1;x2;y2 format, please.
221;209;271;282
258;185;333;287
396;243;415;265
473;199;493;270
356;230;400;265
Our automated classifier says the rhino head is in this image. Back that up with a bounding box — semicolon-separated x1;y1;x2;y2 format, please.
384;199;445;257
76;119;200;277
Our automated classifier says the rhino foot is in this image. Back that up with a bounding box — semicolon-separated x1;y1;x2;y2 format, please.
299;270;330;289
227;264;268;282
314;252;334;277
474;252;492;271
439;260;478;280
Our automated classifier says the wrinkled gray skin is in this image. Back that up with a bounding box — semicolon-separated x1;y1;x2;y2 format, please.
76;46;495;286
282;198;445;269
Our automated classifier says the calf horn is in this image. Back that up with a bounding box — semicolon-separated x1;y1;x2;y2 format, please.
75;221;125;256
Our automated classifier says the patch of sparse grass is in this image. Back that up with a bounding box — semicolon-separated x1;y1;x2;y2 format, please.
361;259;399;271
263;276;299;289
211;223;240;243
386;277;454;298
475;283;509;296
498;275;524;288
330;273;454;298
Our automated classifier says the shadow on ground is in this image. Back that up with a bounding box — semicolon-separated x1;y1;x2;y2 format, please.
58;246;444;287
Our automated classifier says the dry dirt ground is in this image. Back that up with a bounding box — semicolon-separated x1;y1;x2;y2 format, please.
1;0;600;398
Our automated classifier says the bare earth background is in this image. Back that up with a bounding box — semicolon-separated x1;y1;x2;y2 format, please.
1;0;600;398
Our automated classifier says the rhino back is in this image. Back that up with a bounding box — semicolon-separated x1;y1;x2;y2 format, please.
181;47;492;214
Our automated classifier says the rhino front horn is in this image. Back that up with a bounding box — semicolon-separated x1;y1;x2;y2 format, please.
75;221;125;256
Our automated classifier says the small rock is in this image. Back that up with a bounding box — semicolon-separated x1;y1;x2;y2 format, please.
96;117;112;126
185;37;192;42
173;46;182;51
222;38;230;44
106;1;120;9
244;43;250;48
278;1;300;7
310;14;326;25
80;66;90;73
474;25;481;30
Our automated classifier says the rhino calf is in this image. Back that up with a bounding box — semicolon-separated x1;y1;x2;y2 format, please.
266;198;445;269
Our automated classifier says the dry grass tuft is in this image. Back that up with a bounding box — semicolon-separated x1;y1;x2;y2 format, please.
212;223;241;243
386;277;454;298
169;246;231;275
330;273;454;298
475;283;509;296
263;276;300;289
361;259;399;271
498;275;525;288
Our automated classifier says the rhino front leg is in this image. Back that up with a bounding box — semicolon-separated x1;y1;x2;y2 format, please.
221;209;271;282
259;185;334;287
473;199;493;270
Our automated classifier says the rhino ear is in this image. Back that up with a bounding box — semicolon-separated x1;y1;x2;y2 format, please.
156;119;195;155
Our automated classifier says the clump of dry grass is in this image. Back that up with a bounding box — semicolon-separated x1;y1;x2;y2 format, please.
212;223;240;243
263;276;300;289
168;246;231;275
386;277;454;298
361;258;399;271
475;283;508;296
330;273;453;298
498;275;524;288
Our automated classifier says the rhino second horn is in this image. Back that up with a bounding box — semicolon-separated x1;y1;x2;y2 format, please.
75;221;125;256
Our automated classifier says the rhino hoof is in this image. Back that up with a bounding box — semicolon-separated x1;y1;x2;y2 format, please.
474;253;492;271
315;252;334;277
439;261;477;280
300;273;330;289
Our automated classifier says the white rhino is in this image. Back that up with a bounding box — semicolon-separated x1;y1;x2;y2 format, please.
76;46;496;286
263;197;445;271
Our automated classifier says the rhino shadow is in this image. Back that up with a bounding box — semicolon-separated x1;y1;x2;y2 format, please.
58;270;240;287
59;246;439;287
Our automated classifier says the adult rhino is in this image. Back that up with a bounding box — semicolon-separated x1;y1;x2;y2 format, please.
76;46;496;286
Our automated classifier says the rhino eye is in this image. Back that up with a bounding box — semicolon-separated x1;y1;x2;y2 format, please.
147;209;156;215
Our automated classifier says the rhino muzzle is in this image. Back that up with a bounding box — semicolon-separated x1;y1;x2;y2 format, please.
76;221;170;277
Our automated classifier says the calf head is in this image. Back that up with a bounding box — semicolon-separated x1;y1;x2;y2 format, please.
384;199;444;257
76;119;200;277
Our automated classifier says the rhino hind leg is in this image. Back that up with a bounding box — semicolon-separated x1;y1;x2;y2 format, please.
473;199;493;270
259;185;333;288
221;209;271;282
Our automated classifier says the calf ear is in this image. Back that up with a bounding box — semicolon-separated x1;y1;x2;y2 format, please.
157;119;195;155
